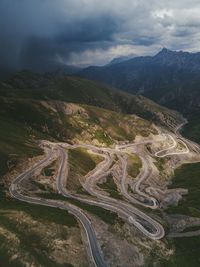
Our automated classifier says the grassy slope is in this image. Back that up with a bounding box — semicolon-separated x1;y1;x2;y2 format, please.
98;174;123;199
0;71;182;127
0;117;42;176
0;71;182;176
0;71;183;176
182;111;200;144
79;105;157;143
127;154;142;178
68;148;103;193
163;163;200;267
167;163;200;217
0;96;56;176
0;95;158;176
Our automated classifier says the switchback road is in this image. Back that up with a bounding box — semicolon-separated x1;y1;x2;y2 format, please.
9;121;200;266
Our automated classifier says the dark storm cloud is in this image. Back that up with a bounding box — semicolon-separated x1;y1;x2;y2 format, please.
131;36;161;46
1;0;200;73
0;0;123;73
19;14;119;71
57;16;119;43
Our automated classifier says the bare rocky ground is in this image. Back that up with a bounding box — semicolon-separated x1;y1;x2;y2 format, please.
165;214;200;233
89;215;173;267
0;209;88;267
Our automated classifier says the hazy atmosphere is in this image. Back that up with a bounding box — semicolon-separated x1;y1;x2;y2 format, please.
1;0;200;72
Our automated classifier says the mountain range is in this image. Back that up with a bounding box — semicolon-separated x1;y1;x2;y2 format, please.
79;48;200;142
79;48;200;113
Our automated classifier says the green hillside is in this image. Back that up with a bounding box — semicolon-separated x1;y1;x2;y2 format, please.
0;71;182;127
0;71;183;177
0;96;157;177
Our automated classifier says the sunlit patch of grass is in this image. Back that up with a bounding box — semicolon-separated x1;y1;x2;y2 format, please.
97;174;123;199
67;148;103;193
127;154;142;178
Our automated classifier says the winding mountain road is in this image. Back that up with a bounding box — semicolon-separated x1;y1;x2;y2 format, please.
10;149;108;267
56;147;165;240
9;121;200;267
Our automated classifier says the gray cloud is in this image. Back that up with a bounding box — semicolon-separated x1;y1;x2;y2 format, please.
1;0;200;74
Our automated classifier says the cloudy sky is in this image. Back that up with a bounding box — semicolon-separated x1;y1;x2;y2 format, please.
1;0;200;73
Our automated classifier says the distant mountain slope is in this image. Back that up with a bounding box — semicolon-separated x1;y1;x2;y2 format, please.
108;55;135;65
79;48;200;143
79;48;200;114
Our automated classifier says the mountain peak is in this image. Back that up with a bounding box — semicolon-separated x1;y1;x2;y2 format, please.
161;47;171;52
156;47;173;56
